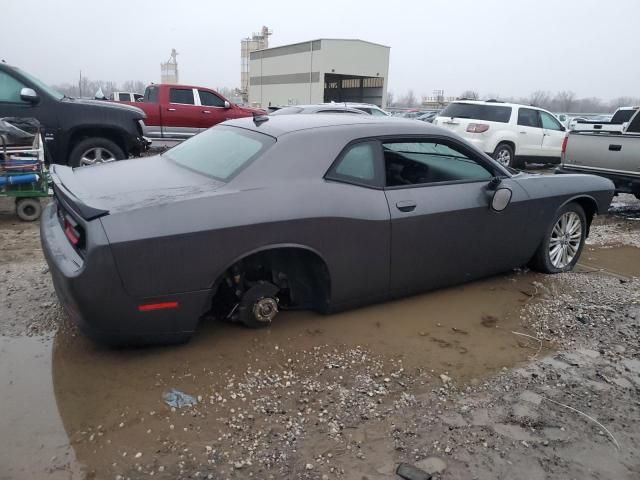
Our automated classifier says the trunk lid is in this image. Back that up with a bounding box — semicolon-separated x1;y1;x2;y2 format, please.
51;155;224;219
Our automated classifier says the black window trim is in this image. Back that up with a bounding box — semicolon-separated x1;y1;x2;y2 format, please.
324;134;509;191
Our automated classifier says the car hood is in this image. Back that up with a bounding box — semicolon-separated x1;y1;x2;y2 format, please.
51;156;224;218
62;97;146;117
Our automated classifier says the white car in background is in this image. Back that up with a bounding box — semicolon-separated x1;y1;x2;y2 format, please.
433;100;566;168
343;103;391;116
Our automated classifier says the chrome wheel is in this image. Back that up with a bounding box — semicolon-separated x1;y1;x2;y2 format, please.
79;147;115;166
496;148;511;166
549;211;582;269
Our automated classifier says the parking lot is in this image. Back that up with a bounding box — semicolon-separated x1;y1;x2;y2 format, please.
2;183;640;479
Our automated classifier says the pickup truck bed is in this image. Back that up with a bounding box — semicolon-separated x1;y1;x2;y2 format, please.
558;111;640;197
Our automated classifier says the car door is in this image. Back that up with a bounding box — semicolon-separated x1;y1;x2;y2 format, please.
539;111;566;161
163;87;201;138
516;107;544;157
0;69;59;157
196;89;229;128
381;137;535;296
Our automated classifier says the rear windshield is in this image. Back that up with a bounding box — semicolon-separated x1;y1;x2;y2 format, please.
611;109;638;124
165;126;274;181
439;103;512;123
626;111;640;133
270;106;304;115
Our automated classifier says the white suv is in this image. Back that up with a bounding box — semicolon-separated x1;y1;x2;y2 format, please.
433;101;566;168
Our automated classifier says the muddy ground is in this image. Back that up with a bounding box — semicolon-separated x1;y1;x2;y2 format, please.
1;193;640;480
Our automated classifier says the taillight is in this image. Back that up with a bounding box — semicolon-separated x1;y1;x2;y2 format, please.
561;135;569;154
59;208;85;250
466;123;490;133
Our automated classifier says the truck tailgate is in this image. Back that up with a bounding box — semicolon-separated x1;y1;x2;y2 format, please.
563;132;640;175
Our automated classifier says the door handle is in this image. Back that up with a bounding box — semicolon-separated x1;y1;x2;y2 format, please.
202;110;211;114
609;144;622;152
167;108;176;112
519;131;527;134
396;200;416;212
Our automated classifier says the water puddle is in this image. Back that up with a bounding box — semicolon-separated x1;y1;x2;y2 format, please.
578;245;640;279
0;336;80;480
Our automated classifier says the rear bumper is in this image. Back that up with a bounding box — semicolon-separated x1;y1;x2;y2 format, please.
40;203;208;346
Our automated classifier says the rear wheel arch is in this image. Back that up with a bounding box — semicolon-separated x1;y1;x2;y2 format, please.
211;245;332;314
561;195;598;235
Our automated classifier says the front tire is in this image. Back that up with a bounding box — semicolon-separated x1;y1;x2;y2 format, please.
68;137;125;167
530;203;586;273
493;143;522;169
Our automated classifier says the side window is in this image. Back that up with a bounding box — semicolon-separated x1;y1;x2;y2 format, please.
540;111;563;131
198;90;226;107
326;141;381;187
0;71;27;103
518;108;541;128
144;87;158;103
370;108;387;116
169;88;195;105
383;141;493;187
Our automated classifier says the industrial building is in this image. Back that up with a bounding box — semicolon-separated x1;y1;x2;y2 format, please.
240;26;272;102
248;39;390;108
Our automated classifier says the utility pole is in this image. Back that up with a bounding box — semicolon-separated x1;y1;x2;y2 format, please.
79;70;82;98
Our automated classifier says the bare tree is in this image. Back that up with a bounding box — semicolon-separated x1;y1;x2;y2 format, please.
398;90;417;108
529;90;552;108
386;91;395;107
555;90;576;112
121;80;147;94
459;90;479;100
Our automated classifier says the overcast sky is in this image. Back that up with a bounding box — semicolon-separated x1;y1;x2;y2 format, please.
2;0;638;100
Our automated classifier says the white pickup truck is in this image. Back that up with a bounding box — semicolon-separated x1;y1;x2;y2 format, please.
558;109;640;197
571;106;638;133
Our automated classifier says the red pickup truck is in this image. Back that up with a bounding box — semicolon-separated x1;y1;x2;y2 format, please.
124;84;265;140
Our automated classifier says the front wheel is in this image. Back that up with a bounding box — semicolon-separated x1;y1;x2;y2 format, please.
530;203;586;273
68;137;125;167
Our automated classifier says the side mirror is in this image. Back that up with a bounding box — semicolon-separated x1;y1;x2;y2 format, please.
224;100;231;109
20;87;39;104
491;187;512;212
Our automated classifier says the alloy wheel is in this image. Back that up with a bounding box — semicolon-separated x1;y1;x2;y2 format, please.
549;211;582;269
79;147;116;166
496;148;511;166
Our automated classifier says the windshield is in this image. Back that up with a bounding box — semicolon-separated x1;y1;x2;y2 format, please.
164;126;275;181
14;67;64;100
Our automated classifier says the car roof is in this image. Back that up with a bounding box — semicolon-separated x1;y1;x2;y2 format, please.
445;100;546;110
224;114;437;138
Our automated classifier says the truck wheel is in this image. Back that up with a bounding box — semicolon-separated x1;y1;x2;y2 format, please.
16;198;42;221
493;143;522;169
68;138;125;167
530;202;586;274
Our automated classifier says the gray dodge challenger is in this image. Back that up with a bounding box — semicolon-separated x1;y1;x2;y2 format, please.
41;114;614;345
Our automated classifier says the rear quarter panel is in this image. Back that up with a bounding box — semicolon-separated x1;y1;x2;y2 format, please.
101;127;394;307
